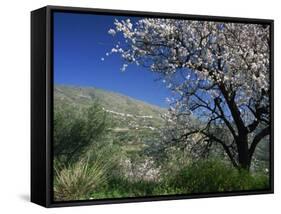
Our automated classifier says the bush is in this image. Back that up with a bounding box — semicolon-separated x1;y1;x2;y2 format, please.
53;102;109;165
53;145;120;202
90;177;160;199
84;159;269;200
53;158;107;201
167;159;269;194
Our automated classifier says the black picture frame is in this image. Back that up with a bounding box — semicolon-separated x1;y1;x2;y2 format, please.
31;5;274;208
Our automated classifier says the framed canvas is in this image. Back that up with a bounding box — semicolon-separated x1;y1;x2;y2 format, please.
31;5;274;207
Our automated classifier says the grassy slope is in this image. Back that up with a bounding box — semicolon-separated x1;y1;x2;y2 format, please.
53;85;269;200
54;84;269;168
54;84;167;149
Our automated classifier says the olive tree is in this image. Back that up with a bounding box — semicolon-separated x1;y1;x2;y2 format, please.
54;103;109;165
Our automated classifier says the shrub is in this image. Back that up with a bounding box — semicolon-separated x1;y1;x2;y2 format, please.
53;137;124;201
53;102;110;165
167;159;269;194
90;177;160;199
54;155;110;201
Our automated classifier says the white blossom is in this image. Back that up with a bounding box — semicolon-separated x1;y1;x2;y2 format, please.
107;18;270;159
108;18;269;108
108;28;116;36
121;64;128;72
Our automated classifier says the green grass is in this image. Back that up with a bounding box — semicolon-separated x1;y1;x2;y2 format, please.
166;159;269;193
88;159;269;200
91;178;158;199
54;158;109;201
53;85;270;201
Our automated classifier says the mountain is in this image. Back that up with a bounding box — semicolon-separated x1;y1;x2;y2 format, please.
54;85;167;118
54;85;269;167
54;85;167;150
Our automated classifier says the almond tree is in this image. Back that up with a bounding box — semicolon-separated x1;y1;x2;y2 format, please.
107;18;271;170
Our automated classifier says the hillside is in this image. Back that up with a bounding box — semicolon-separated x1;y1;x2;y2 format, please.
54;85;167;150
55;85;166;113
54;85;269;168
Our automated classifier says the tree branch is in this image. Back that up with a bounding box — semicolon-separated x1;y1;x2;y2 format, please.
214;97;237;139
201;131;238;168
249;126;270;160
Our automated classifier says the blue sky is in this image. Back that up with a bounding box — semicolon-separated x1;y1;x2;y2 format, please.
53;12;171;108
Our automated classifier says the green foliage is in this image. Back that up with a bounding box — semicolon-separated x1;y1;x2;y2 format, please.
54;156;108;201
53;140;124;201
91;177;158;199
54;102;109;165
53;85;270;201
167;159;269;193
54;85;166;128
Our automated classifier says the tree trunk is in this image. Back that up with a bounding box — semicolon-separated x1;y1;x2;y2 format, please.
236;134;250;171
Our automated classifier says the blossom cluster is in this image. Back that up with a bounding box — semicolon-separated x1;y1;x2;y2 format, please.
107;17;270;128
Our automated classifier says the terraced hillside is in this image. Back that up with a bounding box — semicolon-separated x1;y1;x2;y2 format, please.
54;85;167;151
